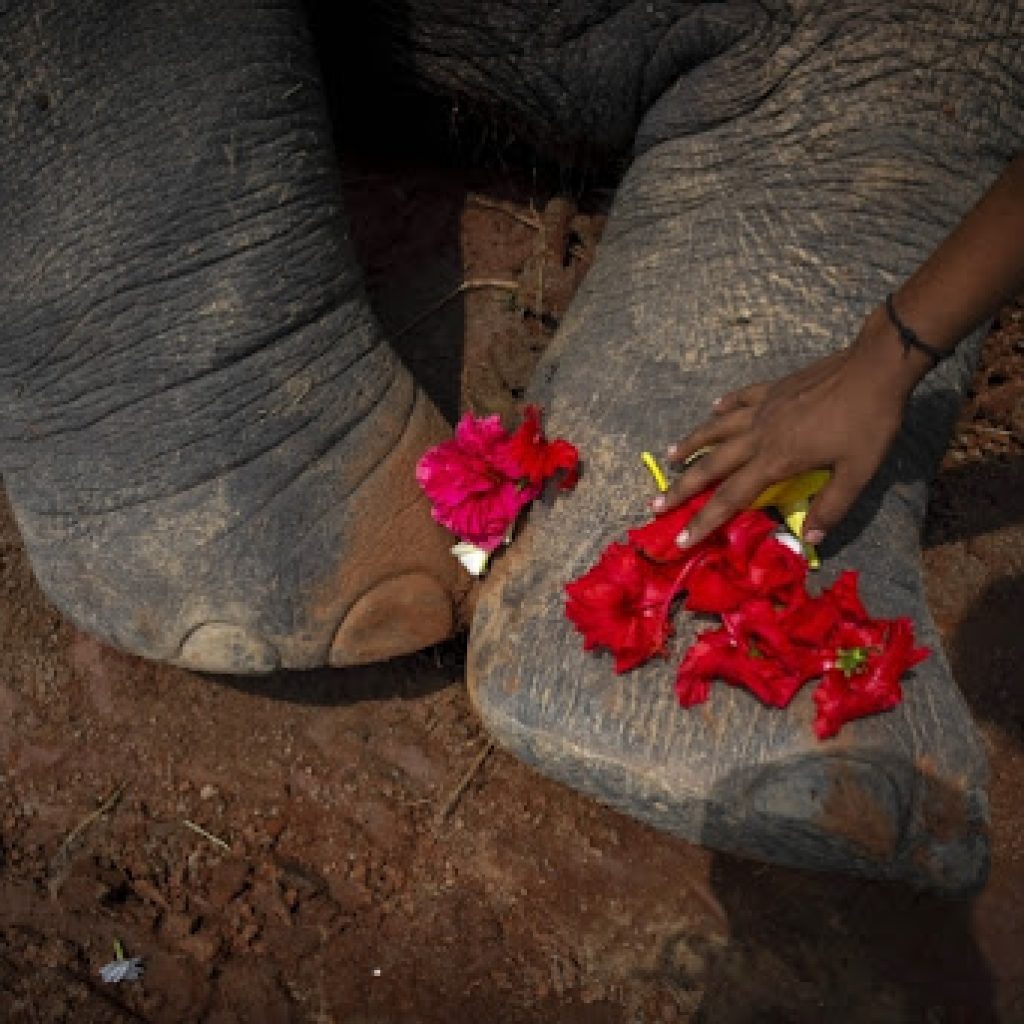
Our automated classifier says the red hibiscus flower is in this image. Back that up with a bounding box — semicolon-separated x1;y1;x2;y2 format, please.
812;617;930;739
722;510;780;569
501;404;580;490
565;543;684;673
822;570;870;622
676;627;807;708
566;476;929;741
776;570;869;646
630;495;804;613
778;591;841;648
672;510;774;612
627;488;716;562
679;536;806;614
683;531;806;614
746;532;808;602
676;599;824;709
679;548;755;612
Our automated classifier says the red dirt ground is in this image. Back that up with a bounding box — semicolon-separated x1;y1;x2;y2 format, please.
1;151;1022;1022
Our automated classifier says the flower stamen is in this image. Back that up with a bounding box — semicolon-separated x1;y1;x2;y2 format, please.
835;646;870;677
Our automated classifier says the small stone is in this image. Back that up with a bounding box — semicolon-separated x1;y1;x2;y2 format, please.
199;784;218;801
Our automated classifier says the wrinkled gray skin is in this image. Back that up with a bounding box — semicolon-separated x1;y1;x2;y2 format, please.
2;1;1021;889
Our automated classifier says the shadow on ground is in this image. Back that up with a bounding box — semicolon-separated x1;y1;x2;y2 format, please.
688;509;1023;1022
925;455;1024;547
692;850;995;1022
950;573;1024;732
210;637;466;707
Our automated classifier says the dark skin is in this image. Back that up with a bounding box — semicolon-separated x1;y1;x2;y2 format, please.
657;153;1024;549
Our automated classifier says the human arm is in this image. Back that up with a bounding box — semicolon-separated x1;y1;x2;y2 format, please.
658;153;1024;549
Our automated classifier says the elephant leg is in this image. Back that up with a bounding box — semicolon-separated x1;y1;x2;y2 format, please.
0;1;465;671
468;4;1024;890
368;0;782;165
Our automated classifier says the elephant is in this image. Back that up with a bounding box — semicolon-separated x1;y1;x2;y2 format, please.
2;0;1021;892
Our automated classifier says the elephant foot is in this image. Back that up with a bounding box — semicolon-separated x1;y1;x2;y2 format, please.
6;370;467;673
467;133;991;890
0;0;484;674
470;443;989;893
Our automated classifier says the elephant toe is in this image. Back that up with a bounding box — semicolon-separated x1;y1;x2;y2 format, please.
329;572;455;667
175;622;281;674
9;377;466;674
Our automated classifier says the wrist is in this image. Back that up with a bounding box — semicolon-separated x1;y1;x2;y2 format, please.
851;304;935;399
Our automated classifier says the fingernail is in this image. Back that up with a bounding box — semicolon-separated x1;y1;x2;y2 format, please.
652;496;666;512
675;530;690;548
803;528;825;544
712;396;722;408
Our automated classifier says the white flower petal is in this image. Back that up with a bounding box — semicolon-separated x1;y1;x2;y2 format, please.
99;957;144;983
772;528;806;558
450;542;490;577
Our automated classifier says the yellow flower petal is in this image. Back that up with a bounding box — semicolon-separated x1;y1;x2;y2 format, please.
640;451;669;493
780;501;820;569
752;468;831;510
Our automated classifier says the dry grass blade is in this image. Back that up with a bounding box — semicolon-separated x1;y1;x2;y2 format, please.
466;195;542;230
434;740;496;826
182;818;232;851
394;279;519;339
52;782;127;865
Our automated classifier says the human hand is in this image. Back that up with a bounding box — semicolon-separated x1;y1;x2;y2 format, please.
655;307;929;549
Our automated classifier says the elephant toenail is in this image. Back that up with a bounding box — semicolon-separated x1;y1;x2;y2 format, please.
330;572;454;667
175;622;280;674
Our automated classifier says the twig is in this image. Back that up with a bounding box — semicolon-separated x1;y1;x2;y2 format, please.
53;783;127;864
434;740;495;826
182;818;232;852
393;279;519;339
466;195;542;230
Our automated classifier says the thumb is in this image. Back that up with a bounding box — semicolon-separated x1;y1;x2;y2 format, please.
802;462;872;544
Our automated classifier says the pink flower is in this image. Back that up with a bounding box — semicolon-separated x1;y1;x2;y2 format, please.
416;413;540;551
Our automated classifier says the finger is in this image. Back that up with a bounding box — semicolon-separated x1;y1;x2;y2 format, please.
656;438;749;513
801;460;875;543
710;381;769;415
677;460;772;548
665;407;753;466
